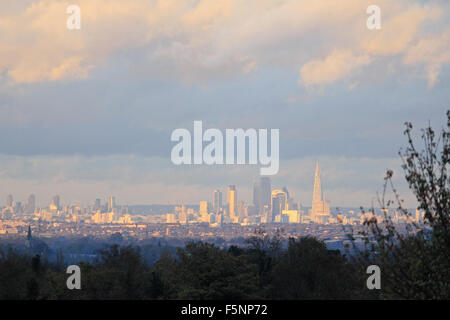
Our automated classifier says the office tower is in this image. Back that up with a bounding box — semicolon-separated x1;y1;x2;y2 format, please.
227;185;237;222
6;194;13;207
199;201;209;222
15;202;24;215
108;196;116;211
179;205;187;224
297;201;305;218
212;189;222;213
259;177;271;214
282;186;290;200
310;161;330;223
271;190;288;222
52;195;60;209
94;198;101;210
216;209;224;225
282;186;294;210
26;194;36;214
252;182;260;213
283;210;300;223
199;201;209;215
237;200;245;220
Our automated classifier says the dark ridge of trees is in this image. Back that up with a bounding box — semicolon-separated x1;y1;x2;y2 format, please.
0;236;373;300
271;237;366;299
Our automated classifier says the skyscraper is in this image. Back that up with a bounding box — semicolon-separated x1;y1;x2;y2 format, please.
259;177;271;214
6;194;13;208
227;185;237;222
179;204;187;224
94;198;101;210
237;200;245;221
212;189;222;213
108;196;116;212
26;194;36;214
199;201;209;222
271;190;288;222
252;181;260;213
310;161;330;223
199;201;209;214
52;195;60;209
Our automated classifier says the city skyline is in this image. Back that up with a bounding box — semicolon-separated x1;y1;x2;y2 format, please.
1;158;425;233
1;161;330;208
0;158;418;209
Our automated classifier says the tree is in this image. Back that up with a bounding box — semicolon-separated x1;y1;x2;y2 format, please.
244;226;282;296
0;248;30;299
158;241;261;299
271;237;365;299
360;110;449;299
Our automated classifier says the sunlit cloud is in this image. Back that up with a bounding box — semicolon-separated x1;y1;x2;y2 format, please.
300;49;371;88
1;0;449;87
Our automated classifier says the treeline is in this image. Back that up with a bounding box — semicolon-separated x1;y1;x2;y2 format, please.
0;236;377;300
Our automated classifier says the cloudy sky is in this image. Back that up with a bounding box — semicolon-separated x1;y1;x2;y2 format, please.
0;0;449;207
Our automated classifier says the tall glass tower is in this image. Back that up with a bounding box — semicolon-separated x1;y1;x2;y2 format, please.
212;189;222;213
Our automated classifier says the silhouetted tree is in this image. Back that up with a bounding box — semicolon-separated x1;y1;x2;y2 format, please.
271;237;365;299
360;110;449;299
158;241;261;299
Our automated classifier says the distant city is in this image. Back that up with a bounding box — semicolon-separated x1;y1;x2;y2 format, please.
0;161;425;248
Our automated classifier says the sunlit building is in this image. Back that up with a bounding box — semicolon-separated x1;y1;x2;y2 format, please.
166;213;176;224
310;161;330;223
271;190;288;222
179;205;187;224
282;209;300;223
227;185;237;223
199;201;210;222
52;195;60;210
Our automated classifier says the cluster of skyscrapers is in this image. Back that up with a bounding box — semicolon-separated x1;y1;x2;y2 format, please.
167;161;331;225
1;194;36;219
2;161;333;227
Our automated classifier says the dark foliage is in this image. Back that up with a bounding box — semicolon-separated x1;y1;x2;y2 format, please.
356;110;449;299
0;236;370;300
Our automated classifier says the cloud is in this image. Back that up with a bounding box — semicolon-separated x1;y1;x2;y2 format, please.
403;27;450;87
298;2;448;88
299;49;371;88
1;0;449;87
361;5;434;56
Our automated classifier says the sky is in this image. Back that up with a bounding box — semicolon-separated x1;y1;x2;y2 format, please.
0;0;449;207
